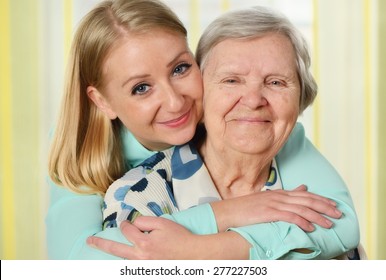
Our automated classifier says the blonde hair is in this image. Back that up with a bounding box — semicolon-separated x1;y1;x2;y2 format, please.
196;6;317;113
48;0;187;195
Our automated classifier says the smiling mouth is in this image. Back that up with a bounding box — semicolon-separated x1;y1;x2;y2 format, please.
229;117;271;123
159;110;191;128
243;119;270;123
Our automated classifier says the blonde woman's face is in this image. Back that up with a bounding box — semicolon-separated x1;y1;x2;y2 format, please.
95;30;203;151
202;33;300;157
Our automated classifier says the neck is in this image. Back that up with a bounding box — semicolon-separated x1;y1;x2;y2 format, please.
199;140;272;199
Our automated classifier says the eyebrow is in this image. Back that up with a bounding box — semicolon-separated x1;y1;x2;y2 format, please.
167;50;190;68
121;74;150;88
121;50;191;88
212;61;247;75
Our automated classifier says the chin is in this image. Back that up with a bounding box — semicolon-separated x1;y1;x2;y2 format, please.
171;130;195;145
230;139;270;154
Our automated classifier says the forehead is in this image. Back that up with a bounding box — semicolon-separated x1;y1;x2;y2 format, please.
206;33;297;73
106;29;187;62
101;29;189;78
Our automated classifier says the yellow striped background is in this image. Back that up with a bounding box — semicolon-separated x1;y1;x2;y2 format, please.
0;0;384;260
363;0;375;259
312;0;379;259
64;0;73;61
0;0;16;259
312;0;321;148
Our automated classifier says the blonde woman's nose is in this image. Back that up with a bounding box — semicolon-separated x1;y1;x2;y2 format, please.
162;83;185;112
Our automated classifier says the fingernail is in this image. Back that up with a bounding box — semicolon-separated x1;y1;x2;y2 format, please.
86;237;93;245
335;209;342;217
325;219;333;228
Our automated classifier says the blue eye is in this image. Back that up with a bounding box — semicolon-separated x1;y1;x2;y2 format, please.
132;83;151;95
172;63;192;76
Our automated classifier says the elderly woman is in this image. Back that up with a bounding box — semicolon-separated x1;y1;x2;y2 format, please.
89;6;359;259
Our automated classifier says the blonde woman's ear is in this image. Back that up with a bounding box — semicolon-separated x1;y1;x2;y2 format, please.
86;86;118;120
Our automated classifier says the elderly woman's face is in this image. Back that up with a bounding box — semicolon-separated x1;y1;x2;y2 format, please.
202;33;300;155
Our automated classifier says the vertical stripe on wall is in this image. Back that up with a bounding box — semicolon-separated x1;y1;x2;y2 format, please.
64;0;73;61
312;0;321;148
9;0;40;259
377;0;386;260
189;0;200;51
0;0;16;259
364;0;375;259
220;0;230;11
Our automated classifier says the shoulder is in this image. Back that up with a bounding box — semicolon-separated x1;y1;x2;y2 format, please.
171;142;204;180
104;148;174;202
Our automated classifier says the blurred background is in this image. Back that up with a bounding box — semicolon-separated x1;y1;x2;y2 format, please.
0;0;385;259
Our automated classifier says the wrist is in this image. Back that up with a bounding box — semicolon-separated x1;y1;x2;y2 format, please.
210;199;239;232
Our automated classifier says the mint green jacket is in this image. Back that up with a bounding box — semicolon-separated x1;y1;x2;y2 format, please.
46;123;359;259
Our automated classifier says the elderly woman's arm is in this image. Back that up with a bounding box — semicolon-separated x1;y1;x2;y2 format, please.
268;122;359;259
275;123;359;259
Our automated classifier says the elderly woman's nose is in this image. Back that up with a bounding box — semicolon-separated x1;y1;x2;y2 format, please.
240;84;268;108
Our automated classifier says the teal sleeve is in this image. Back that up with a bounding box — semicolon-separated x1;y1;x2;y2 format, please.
229;123;360;259
162;203;218;235
46;179;132;260
46;129;154;259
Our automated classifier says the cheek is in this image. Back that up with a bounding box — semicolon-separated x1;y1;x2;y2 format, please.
204;99;232;129
115;100;156;126
287;99;300;122
203;90;218;116
190;79;204;105
272;93;300;121
204;86;239;115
